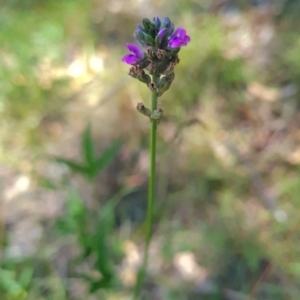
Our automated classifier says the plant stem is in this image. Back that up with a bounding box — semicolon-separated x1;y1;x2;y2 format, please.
133;75;159;299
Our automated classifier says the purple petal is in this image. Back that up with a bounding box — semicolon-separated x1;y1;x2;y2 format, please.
157;28;167;43
122;54;140;65
178;28;186;38
126;43;144;59
168;27;190;48
168;38;183;49
183;35;191;44
171;27;185;39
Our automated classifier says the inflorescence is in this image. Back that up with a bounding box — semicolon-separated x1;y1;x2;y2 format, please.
122;17;190;100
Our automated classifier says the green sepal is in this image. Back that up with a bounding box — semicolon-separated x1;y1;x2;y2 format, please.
136;102;151;118
143;33;155;46
157;73;175;97
137;73;151;84
155;35;159;48
151;108;164;120
142;18;152;32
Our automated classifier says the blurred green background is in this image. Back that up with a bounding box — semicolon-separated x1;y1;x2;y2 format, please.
1;0;300;299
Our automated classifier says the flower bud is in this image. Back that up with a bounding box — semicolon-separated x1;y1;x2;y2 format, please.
142;18;152;32
136;25;144;34
147;62;156;74
137;31;145;41
151;108;164;120
167;22;175;36
153;17;161;28
162;62;176;75
156;60;171;74
158;75;168;88
157;73;175;96
155;28;167;47
161;17;171;28
134;33;147;48
156;49;166;60
137;102;152;118
138;58;151;69
144;33;155;46
138;72;151;84
146;46;155;58
148;82;157;92
138;32;155;46
129;65;151;84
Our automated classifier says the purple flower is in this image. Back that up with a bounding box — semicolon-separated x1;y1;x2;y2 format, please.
168;27;190;49
157;28;167;44
122;43;145;65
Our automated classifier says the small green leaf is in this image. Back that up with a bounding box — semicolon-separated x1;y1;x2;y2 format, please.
0;269;26;298
55;190;86;235
93;219;113;280
89;278;112;292
82;123;94;167
90;199;119;286
37;176;57;190
55;158;89;175
90;139;122;179
79;274;112;292
19;267;33;290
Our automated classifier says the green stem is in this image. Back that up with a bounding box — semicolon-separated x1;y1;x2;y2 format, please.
133;75;159;299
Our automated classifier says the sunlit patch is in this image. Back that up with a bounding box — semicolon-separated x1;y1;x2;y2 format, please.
4;175;30;202
106;0;124;13
89;54;104;73
119;240;141;287
173;251;208;282
67;59;86;78
274;209;287;223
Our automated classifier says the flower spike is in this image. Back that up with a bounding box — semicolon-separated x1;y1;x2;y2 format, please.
122;17;190;97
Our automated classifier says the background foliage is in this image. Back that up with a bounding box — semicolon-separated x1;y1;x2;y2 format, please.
1;0;300;299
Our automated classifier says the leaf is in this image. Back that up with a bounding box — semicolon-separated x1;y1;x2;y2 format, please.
93;216;113;280
90;199;119;285
80;275;112;293
55;157;89;175
97;201;116;244
56;190;86;233
0;269;27;298
82;123;94;167
89;278;113;292
90;139;122;179
18;267;33;290
37;176;57;190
